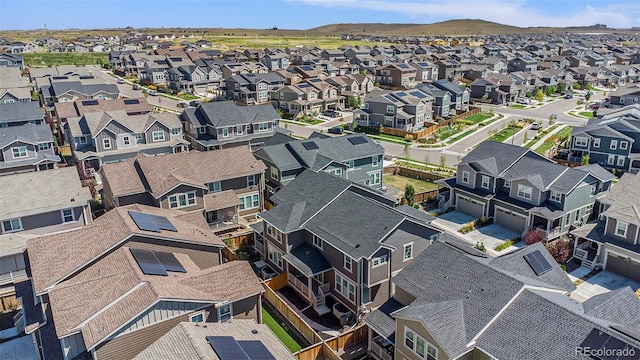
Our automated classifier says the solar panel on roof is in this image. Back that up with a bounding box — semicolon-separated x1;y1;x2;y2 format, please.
154;251;186;273
129;211;177;232
130;248;167;276
580;328;638;359
302;141;319;150
348;136;368;145
207;336;250;360
384;95;399;103
238;341;277;360
396;63;409;69
410;91;427;99
523;250;553;276
123;99;140;105
150;214;178;232
81;100;99;106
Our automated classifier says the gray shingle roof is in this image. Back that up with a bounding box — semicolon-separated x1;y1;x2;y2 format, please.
254;143;303;172
602;172;640;225
285;134;384;170
460;141;531;177
283;242;331;277
363;298;405;343
187;101;279;128
0;123;54;148
0;101;44;124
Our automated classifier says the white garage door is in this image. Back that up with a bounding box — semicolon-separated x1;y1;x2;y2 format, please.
456;195;484;218
494;208;527;233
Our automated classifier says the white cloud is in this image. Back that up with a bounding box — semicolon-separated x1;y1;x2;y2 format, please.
289;0;639;28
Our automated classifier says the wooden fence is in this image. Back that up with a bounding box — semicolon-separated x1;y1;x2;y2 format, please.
387;166;448;182
380;107;482;140
262;278;323;345
294;325;369;360
264;272;288;291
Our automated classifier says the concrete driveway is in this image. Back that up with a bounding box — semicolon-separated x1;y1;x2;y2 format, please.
570;270;640;302
431;211;476;232
468;224;523;254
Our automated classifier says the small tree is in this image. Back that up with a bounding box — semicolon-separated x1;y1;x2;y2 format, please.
403;143;410;159
585;92;592;101
581;155;590;165
534;89;544;101
585;83;593;91
557;83;566;94
524;228;546;245
424;155;430;165
572;83;581;90
545;86;556;97
546;239;572;263
523;131;529;143
439;155;446;169
404;184;415;206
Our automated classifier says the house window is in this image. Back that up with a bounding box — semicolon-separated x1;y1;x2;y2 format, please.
481;175;490;190
61;209;75;223
171;128;181;135
617;157;625;167
152;131;165;142
504;180;510;188
610;140;618;150
11;146;27;158
462;171;470;184
386;105;394;113
344;255;353;273
593;138;600;148
271;166;279;181
136;133;143;140
372;255;387;267
309;92;316;99
517;184;532;200
362;287;371;304
236;126;243;135
189;312;204;323
123;136;131;146
615;221;629;237
238;193;260;210
348;160;355;169
335;273;356;303
405;326;437;360
79;136;88;144
197;127;206;135
168;191;197;209
258;123;269;132
207;181;221;193
268;245;283;270
550;190;562;203
2;218;22;233
102;138;112;149
372;156;379;167
621;141;628;150
590;184;597;195
575;137;588;147
608;155;615;165
247;175;256;187
313;235;323;249
221;128;229;138
404;243;413;261
368;172;381;186
37;143;50;151
405;328;415;350
217;304;232;323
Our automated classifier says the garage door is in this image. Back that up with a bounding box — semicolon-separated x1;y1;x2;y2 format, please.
456;196;484;218
494;208;527;233
606;253;640;282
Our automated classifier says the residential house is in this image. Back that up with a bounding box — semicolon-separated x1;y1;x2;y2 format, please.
142;58;169;85
38;81;120;107
258;170;441;318
0;52;23;69
65;110;188;170
410;61;438;83
569;105;640;173
19;204;263;360
0;66;31;103
272;77;344;115
418;84;452;118
321;49;346;62
469;74;518;104
0;167;92;236
608;85;640;108
100;147;266;224
0;123;60;174
0;100;45;128
375;64;417;89
435;59;462;81
254;134;385;201
224;73;285;105
355;89;433;131
365;239;640;360
133;320;296;360
507;56;538;73
429;79;470;113
180;100;283;150
437;141;615;240
261;52;290;71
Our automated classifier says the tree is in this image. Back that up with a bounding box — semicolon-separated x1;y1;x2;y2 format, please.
439;155;446;169
523;131;529;143
524;228;546;245
572;83;581;90
581;155;590;165
546;239;572;263
585;92;592;101
348;95;361;109
585;83;593;91
534;89;544;101
557;83;566;94
404;184;415;206
545;86;556;97
403;143;410;159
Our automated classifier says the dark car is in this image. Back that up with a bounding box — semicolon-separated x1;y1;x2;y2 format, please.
564;93;573;99
327;127;343;134
177;102;188;108
189;100;200;107
324;109;339;117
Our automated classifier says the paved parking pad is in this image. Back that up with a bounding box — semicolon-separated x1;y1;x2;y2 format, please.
468;224;522;253
432;211;476;232
571;271;640;302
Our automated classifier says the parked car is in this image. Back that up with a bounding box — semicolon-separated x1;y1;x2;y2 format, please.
132;83;140;90
564;93;573;99
324;109;339;117
189;100;200;107
327;127;343;134
117;78;125;84
516;98;529;104
148;90;159;96
177;102;189;108
531;122;540;130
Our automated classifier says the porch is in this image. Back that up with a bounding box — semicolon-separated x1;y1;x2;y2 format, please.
573;236;602;271
370;335;394;360
529;213;564;241
283;243;333;316
568;149;588;163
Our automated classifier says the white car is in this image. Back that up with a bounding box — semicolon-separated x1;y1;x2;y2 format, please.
531;122;540;130
516;98;529;105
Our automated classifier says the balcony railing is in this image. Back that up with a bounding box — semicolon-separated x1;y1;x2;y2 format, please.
544;227;563;240
0;269;27;285
287;273;309;300
371;336;394;360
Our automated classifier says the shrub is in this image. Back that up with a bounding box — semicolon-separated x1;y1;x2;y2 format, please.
475;242;487;253
459;221;476;234
494;237;521;252
405;134;414;142
417;138;428;144
546;239;572;263
524;228;546;245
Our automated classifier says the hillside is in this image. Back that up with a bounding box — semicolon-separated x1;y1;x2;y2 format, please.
308;19;528;36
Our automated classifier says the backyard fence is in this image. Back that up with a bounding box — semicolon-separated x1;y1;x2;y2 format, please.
380;107;482;140
294;325;369;360
387;166;448;182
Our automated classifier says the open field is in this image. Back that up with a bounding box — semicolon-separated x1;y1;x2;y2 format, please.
22;52;108;67
383;175;439;193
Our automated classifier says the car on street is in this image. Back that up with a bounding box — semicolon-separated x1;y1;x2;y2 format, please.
324;109;339;117
564;93;573;99
531;122;540;130
177;102;189;108
516;98;529;104
117;78;125;84
327;127;343;134
132;84;140;90
189;100;200;107
148;90;159;96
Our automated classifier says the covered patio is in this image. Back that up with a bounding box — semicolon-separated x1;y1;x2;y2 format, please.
528;206;565;241
283;243;333;316
570;222;604;270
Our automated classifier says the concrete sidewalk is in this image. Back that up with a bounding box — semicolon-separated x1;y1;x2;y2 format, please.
526;124;569;150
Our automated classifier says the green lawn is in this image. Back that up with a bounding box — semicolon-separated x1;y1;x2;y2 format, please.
436;126;463;141
509;104;525;109
464;112;493;123
578;111;594;118
535;141;555;155
367;134;409;145
383;175;439;193
487;126;523;143
555;126;573;140
262;305;305;353
23;52;108;67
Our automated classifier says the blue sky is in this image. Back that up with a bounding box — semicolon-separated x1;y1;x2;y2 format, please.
0;0;638;31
